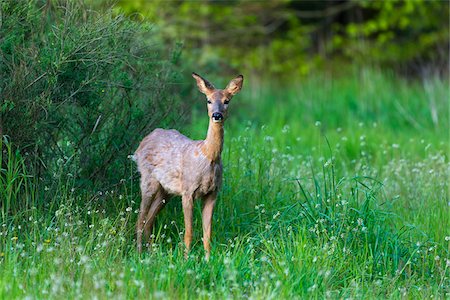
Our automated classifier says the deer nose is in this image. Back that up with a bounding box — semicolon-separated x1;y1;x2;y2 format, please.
212;112;224;122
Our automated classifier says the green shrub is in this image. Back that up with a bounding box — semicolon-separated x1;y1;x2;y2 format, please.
0;0;187;189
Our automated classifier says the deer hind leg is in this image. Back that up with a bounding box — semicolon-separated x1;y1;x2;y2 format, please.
136;177;159;253
143;188;168;249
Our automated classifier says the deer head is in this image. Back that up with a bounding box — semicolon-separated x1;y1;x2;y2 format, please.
192;73;244;123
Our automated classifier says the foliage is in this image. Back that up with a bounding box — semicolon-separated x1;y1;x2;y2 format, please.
339;0;449;72
0;0;187;188
113;0;449;78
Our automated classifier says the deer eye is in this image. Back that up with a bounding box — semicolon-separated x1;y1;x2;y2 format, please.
207;100;212;104
224;100;230;105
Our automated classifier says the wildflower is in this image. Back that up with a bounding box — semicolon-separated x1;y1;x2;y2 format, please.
126;207;132;212
79;255;89;264
272;211;281;219
307;284;317;292
153;291;166;299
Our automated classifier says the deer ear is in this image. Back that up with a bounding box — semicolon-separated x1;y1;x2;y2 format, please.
192;72;215;95
225;75;243;96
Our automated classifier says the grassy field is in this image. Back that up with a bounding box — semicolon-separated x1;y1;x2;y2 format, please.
0;69;449;299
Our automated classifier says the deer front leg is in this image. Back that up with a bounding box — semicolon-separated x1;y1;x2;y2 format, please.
202;193;216;261
182;194;194;257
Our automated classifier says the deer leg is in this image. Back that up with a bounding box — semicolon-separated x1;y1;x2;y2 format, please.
181;193;194;257
136;178;159;253
143;189;167;249
202;193;216;261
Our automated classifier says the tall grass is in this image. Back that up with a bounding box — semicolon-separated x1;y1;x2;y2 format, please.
0;137;34;220
0;70;449;298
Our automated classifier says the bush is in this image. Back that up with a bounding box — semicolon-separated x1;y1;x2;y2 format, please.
0;0;187;189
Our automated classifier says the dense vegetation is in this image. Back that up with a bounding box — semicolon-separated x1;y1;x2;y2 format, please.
115;0;449;78
0;0;187;190
0;1;449;299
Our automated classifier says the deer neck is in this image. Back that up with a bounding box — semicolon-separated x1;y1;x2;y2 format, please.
201;120;224;162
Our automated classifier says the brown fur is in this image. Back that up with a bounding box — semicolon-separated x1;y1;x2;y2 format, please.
134;73;243;259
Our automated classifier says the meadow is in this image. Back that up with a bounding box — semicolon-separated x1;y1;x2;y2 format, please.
0;69;449;299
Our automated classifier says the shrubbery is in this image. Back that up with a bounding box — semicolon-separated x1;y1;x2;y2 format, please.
0;0;188;189
116;1;449;78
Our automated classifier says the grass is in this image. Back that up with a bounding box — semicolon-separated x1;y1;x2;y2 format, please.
0;69;449;299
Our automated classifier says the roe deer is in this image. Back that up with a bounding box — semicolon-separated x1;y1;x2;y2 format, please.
134;73;243;259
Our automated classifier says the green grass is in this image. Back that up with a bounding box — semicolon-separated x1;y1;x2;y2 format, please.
0;69;449;299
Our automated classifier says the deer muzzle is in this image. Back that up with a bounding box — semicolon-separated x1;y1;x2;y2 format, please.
212;112;224;123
